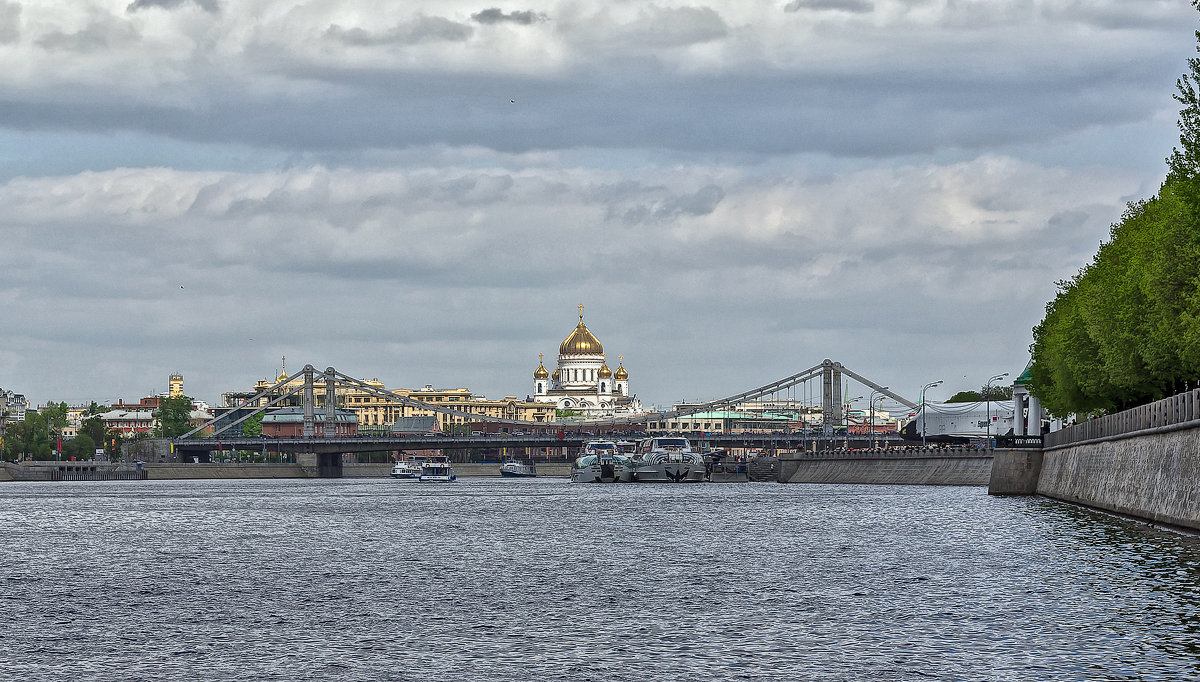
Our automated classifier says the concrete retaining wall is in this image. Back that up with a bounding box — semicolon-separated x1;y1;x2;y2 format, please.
988;449;1043;495
780;450;993;486
1038;430;1200;530
143;463;310;479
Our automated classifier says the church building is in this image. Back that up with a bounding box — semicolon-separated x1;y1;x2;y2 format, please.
532;306;642;417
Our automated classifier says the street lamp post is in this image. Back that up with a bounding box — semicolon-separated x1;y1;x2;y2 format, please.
985;372;1009;445
844;395;863;449
920;380;943;448
869;387;889;449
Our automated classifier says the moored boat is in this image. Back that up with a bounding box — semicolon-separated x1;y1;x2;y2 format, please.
499;457;537;477
390;456;423;479
419;456;456;482
630;436;707;483
571;440;632;483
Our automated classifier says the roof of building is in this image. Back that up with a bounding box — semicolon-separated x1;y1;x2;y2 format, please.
262;407;357;423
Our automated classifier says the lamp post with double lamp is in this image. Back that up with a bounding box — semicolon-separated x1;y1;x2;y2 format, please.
869;388;888;448
920;380;943;448
844;396;863;449
985;372;1009;445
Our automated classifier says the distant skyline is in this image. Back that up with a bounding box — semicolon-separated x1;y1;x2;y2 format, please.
2;0;1197;412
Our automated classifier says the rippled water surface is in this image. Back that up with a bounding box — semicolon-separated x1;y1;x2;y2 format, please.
2;478;1199;681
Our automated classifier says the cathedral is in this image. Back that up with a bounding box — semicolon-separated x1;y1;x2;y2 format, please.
533;306;642;417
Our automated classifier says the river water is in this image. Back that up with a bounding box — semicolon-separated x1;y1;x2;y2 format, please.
2;478;1198;681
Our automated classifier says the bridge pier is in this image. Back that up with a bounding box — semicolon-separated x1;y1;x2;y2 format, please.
298;452;344;478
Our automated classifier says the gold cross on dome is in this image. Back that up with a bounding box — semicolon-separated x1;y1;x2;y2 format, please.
538;353;544;364
578;303;585;320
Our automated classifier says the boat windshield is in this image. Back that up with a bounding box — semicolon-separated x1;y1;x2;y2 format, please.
656;438;689;448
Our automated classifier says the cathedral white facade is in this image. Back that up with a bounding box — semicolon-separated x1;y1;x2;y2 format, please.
533;307;642;417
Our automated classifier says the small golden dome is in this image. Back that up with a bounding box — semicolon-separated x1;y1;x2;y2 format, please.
598;363;612;379
534;364;549;379
614;363;628;380
551;368;561;381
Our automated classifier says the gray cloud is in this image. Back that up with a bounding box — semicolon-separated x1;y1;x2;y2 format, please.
0;2;18;44
784;0;873;13
127;0;218;12
36;17;139;53
0;0;1192;409
325;16;473;46
471;8;548;25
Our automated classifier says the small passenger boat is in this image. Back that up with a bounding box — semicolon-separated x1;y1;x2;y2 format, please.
499;457;537;477
630;436;707;483
390;455;423;479
572;440;632;483
419;457;456;482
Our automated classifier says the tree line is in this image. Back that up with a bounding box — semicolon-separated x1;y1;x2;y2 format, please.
1;395;198;461
1030;5;1200;417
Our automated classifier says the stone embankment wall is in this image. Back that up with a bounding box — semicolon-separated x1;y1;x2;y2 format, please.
990;388;1200;531
1037;431;1199;530
779;449;993;485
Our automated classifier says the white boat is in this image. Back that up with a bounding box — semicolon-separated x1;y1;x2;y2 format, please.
630;436;707;483
572;440;632;483
419;457;456;482
390;456;423;479
499;457;537;477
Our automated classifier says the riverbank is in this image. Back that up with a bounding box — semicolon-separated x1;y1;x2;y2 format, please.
0;460;573;481
779;448;993;485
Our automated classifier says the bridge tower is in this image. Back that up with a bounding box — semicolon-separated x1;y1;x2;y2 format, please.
821;359;844;436
302;365;315;438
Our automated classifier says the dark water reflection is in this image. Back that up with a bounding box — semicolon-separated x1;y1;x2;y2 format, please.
2;478;1198;681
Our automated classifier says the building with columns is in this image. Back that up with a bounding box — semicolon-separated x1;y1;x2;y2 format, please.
532;306;642;417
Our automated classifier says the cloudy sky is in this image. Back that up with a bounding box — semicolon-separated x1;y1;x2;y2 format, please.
1;0;1196;412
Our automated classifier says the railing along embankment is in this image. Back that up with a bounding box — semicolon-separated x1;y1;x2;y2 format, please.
1036;388;1200;531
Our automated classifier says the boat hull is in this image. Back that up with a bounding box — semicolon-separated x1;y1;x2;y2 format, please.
500;469;536;478
632;462;707;483
571;463;632;483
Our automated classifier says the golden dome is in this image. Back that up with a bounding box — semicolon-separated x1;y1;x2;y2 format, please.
598;363;612;379
614;362;628;380
551;368;560;381
559;306;604;356
534;354;549;379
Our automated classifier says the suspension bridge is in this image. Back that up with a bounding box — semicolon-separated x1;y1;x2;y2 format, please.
165;359;923;462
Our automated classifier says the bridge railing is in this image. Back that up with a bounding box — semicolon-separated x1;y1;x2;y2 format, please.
1044;387;1200;449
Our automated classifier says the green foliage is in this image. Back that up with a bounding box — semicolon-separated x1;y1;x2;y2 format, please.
2;412;52;460
241;412;263;437
946;391;982;403
43;402;69;439
64;433;97;460
1031;179;1200;415
80;416;107;446
1030;14;1200;417
154;395;194;438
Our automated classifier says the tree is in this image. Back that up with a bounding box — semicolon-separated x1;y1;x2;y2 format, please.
154;395;194;438
1030;9;1200;416
80;416;107;446
44;402;68;441
241;412;263;437
1168;2;1200;209
946;391;982;403
64;433;96;460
